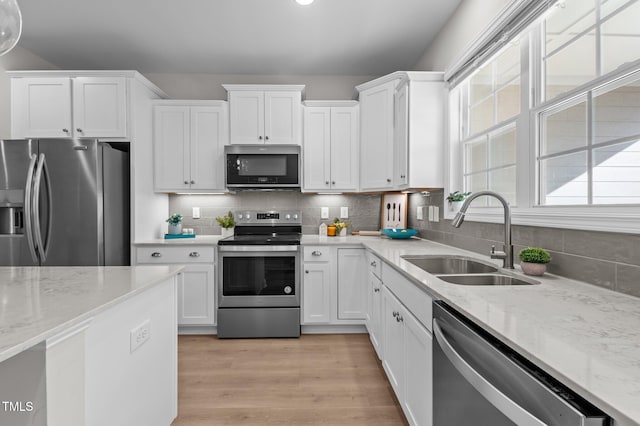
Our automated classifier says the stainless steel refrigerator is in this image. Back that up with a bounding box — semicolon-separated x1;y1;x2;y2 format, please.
0;139;130;266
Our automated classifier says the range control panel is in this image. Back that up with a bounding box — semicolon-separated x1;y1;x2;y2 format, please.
234;210;302;226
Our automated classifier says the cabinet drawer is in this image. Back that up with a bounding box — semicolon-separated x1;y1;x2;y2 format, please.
367;252;382;278
382;262;432;332
303;246;332;262
136;246;215;264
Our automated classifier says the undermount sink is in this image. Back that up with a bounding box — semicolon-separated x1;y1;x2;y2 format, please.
437;274;538;286
401;255;498;275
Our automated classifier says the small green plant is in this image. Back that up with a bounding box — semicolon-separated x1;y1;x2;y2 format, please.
333;217;348;234
166;213;183;225
216;211;236;229
447;191;471;202
519;247;551;264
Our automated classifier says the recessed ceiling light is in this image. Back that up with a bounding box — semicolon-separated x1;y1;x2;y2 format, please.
296;0;314;5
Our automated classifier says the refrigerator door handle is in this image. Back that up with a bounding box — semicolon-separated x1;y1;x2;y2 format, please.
33;153;52;262
24;154;39;263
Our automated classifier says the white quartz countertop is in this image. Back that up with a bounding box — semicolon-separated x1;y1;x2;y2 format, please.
0;265;183;364
133;233;640;423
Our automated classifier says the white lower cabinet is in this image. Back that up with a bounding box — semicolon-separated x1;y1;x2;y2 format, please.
381;268;433;426
366;252;383;359
302;262;332;323
135;245;215;328
337;248;367;320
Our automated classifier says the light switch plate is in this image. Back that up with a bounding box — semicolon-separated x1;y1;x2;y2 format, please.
428;206;434;221
433;206;440;222
192;207;200;219
417;206;424;220
340;207;349;219
321;207;329;219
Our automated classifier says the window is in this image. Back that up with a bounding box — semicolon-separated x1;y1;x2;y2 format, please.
447;0;640;230
458;40;521;206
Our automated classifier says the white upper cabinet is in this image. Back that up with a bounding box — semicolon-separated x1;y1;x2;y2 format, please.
358;79;397;191
356;71;445;191
11;76;128;139
223;85;304;145
303;101;359;192
153;101;228;192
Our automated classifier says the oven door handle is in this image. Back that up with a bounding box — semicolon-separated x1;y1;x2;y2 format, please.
218;245;300;253
433;319;546;426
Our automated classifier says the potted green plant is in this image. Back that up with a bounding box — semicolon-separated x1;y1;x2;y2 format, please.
333;218;349;237
447;191;471;213
216;211;236;238
519;247;551;276
166;213;183;235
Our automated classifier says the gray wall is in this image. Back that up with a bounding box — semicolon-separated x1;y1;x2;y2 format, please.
169;193;381;236
413;0;511;71
408;191;640;298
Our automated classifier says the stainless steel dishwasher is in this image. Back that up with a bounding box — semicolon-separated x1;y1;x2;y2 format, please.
432;301;611;426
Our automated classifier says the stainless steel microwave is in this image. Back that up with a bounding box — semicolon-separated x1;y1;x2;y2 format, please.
225;145;300;190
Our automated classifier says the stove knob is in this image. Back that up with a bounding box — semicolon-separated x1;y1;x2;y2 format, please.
245;213;251;219
237;214;243;220
285;214;291;220
293;214;299;220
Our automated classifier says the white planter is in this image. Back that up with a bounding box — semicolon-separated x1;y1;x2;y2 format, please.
168;223;182;235
221;227;234;238
449;201;464;213
339;227;347;237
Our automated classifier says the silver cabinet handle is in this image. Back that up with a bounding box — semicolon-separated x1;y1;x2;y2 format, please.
258;136;263;140
331;181;335;185
190;180;195;184
374;287;380;293
305;270;309;274
62;128;69;133
184;180;189;184
76;128;83;133
386;178;392;183
325;181;329;185
189;252;200;257
432;319;546;426
370;261;377;267
151;252;162;258
312;250;322;256
265;136;269;141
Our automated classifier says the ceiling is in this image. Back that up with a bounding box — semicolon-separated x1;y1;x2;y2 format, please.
16;0;462;76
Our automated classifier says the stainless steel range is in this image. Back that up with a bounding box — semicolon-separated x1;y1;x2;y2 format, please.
217;210;301;338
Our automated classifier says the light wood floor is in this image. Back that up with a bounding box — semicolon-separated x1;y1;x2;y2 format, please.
172;334;407;426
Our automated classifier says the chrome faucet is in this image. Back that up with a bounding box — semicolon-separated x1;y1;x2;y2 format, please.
451;190;514;269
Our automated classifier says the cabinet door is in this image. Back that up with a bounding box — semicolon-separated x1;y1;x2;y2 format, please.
359;81;396;190
178;265;215;326
302;263;332;323
330;106;359;191
382;286;404;401
394;82;409;188
302;107;331;191
153;106;190;192
229;91;264;144
367;272;383;359
337;248;367;320
11;77;72;138
72;77;127;138
190;105;227;190
403;308;432;426
264;91;301;145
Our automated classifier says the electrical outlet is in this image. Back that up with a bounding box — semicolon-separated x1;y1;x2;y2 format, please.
130;319;151;353
192;207;200;219
320;207;329;219
340;207;349;219
417;206;424;221
428;206;435;221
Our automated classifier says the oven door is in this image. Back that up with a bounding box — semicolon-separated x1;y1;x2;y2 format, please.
218;246;300;308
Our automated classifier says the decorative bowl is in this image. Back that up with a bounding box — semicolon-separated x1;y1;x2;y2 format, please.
380;228;418;239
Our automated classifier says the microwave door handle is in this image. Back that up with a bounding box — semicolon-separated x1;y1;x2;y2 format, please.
433;319;546;426
24;154;39;263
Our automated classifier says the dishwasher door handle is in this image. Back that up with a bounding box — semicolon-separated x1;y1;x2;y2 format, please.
433;319;547;426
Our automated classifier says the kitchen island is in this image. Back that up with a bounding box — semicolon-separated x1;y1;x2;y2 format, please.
0;265;183;426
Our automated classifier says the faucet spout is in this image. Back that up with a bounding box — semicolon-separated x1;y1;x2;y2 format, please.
450;190;514;269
